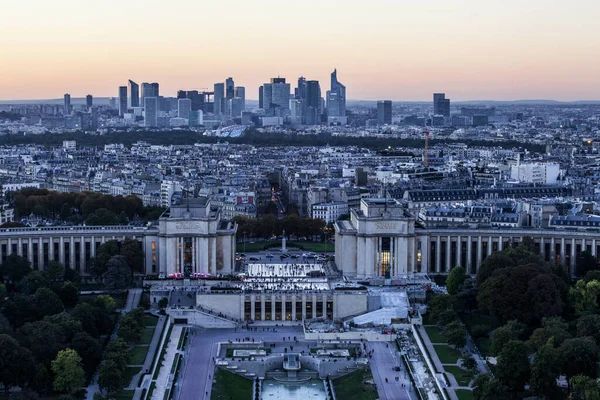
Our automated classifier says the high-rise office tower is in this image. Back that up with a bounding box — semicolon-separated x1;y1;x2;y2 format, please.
178;98;192;120
214;83;225;115
231;97;244;118
326;69;346;118
63;93;71;115
128;80;139;108
433;93;450;117
86;95;93;110
234;87;245;111
295;77;307;100
144;97;158;127
258;86;264;109
225;77;234;100
262;78;290;111
118;86;127;117
141;82;159;105
305;80;321;125
177;90;187;99
377;100;392;125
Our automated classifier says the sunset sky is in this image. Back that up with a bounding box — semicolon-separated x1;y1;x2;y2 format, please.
1;0;599;101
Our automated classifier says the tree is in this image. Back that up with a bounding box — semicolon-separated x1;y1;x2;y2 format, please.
71;332;102;379
570;280;600;312
529;317;572;351
105;338;131;370
576;314;600;344
446;265;467;295
120;239;144;274
92;240;120;278
22;270;50;294
96;294;117;313
490;320;525;356
102;255;132;291
427;294;453;324
460;354;477;374
530;343;559;399
118;315;141;343
47;261;65;283
32;287;64;318
576;251;598;277
0;334;36;392
158;297;168;309
570;375;600;400
557;337;599;385
31;363;52;395
495;340;530;393
0;253;32;283
476;252;515;286
446;321;467;349
51;349;85;393
72;302;99;337
472;373;512;400
98;360;124;396
58;281;79;308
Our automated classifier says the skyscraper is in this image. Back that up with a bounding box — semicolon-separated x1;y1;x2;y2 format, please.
258;86;264;109
433;93;450;117
86;94;93;110
141;82;159;105
262;78;290;112
178;98;192;120
377;100;392;125
234;87;245;111
326;69;346;120
214;83;225;115
225;77;235;100
230;97;244;118
305;80;321;125
295;77;307;100
144;97;158;127
63;93;71;115
128;80;139;108
118;86;127;117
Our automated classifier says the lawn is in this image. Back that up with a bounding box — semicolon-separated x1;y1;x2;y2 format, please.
140;328;155;344
444;366;474;387
459;312;499;357
115;390;135;400
123;367;141;387
144;314;158;327
455;389;474;400
129;345;149;365
425;326;447;343
332;369;378;400
434;345;462;364
211;369;253;400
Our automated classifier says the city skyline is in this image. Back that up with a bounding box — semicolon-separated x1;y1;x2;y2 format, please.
1;0;600;101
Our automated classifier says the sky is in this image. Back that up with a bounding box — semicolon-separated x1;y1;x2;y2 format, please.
0;0;599;101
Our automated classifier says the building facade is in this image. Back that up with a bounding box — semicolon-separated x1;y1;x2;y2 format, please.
0;200;236;277
335;198;600;279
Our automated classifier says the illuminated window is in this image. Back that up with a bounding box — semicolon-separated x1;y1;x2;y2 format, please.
151;241;156;251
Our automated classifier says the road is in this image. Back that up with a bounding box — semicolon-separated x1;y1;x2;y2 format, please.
366;342;414;400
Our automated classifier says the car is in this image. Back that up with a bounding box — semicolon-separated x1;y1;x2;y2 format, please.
290;254;300;259
265;253;274;259
240;253;246;257
305;254;317;259
248;256;260;261
281;253;290;258
316;256;328;262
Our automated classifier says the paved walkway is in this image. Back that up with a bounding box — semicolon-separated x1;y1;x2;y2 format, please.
152;325;183;400
366;342;413;400
86;288;142;400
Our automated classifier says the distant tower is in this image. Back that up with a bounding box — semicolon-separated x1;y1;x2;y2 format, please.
326;69;346;119
214;83;225;115
433;93;450;117
234;86;246;111
118;86;127;117
128;80;139;108
63;93;71;115
144;97;158;127
377;101;392;125
225;77;235;100
86;94;93;111
178;98;192;120
258;86;264;109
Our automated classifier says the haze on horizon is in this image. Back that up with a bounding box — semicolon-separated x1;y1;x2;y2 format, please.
1;0;599;102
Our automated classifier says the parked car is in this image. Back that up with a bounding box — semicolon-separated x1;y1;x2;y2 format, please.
265;253;274;259
248;256;260;261
290;254;300;259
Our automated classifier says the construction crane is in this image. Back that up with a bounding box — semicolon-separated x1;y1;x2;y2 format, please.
424;131;430;169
